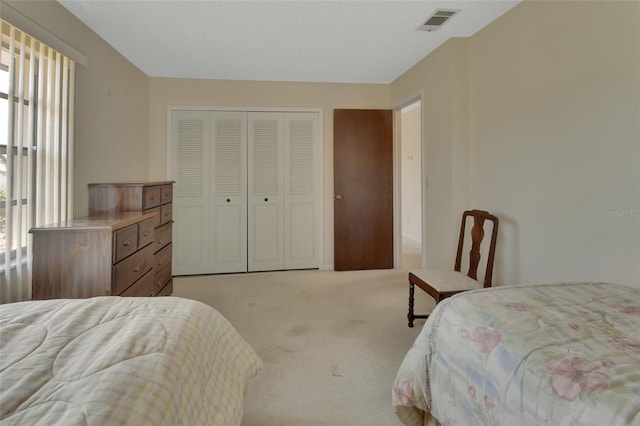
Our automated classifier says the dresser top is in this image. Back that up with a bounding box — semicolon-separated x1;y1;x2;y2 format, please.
29;212;158;233
88;181;174;188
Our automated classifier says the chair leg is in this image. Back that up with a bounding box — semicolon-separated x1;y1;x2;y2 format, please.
408;282;415;327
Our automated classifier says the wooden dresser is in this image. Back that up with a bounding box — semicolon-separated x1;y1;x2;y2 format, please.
31;213;158;299
88;181;174;297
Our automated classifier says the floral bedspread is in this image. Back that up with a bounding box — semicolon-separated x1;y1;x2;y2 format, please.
393;282;640;426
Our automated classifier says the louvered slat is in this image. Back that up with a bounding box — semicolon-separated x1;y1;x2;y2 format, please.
215;118;243;195
177;119;203;196
289;120;314;196
253;120;279;195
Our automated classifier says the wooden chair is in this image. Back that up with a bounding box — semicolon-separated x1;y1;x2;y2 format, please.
407;209;499;327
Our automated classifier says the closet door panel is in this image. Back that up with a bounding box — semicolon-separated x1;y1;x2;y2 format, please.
252;203;281;263
284;113;320;269
174;206;208;273
171;110;211;275
288;202;315;260
248;112;284;271
214;204;244;264
211;112;247;273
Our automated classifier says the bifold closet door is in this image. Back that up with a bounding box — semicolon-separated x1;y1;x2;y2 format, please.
248;112;285;271
172;110;247;274
283;112;320;270
172;110;211;275
172;110;319;275
210;111;248;273
247;112;320;272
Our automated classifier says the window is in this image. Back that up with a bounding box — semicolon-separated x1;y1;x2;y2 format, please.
0;35;32;264
0;20;75;303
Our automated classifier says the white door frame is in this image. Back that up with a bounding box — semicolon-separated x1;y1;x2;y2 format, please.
392;91;424;269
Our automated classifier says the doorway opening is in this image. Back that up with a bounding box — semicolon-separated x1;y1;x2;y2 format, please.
398;100;423;270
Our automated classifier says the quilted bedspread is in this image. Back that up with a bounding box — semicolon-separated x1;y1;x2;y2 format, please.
393;282;640;426
0;297;262;425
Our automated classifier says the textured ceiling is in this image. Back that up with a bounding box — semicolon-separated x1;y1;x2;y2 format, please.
57;0;521;84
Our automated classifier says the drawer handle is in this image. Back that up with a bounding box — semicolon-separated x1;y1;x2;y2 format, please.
132;263;141;272
164;212;169;217
157;259;163;266
157;238;164;244
123;238;132;247
143;230;151;237
164;192;170;197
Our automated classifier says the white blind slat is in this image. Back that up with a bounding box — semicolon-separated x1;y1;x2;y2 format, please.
53;51;62;223
2;25;17;300
14;29;27;296
60;56;69;220
67;61;75;217
35;42;45;228
25;35;37;301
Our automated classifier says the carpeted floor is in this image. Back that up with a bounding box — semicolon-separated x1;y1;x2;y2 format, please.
173;245;434;426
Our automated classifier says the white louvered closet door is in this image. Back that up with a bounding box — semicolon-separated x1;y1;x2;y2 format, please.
172;109;320;275
248;112;285;271
210;112;248;273
284;113;320;269
171;110;211;275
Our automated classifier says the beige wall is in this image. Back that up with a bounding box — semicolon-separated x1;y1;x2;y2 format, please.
149;78;390;266
3;0;150;217
391;0;640;287
467;0;639;287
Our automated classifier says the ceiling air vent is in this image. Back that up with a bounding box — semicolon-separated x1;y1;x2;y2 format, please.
417;9;459;32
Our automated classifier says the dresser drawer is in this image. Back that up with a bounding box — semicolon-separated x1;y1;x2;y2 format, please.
143;206;161;228
143;186;162;209
119;270;154;297
161;184;173;204
113;244;154;295
113;224;138;262
154;243;172;270
155;222;172;251
157;279;173;296
160;204;172;225
153;263;172;296
138;218;155;249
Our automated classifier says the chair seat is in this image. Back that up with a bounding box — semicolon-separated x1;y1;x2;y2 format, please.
409;269;482;301
407;209;499;327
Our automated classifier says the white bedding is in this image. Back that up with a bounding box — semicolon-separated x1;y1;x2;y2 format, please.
0;297;262;425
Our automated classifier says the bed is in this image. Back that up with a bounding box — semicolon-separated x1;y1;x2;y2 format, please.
393;282;640;426
0;296;262;425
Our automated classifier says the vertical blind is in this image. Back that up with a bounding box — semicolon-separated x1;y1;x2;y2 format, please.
0;19;75;303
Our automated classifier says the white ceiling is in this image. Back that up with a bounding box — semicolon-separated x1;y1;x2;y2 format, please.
57;0;521;84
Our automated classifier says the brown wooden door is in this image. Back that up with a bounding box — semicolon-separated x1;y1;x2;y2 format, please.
333;109;393;271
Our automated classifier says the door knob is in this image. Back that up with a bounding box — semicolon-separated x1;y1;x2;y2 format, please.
335;194;343;200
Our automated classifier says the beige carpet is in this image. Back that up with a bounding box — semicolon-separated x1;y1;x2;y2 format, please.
173;247;434;426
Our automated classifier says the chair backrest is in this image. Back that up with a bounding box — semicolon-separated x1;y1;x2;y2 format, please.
454;209;499;287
